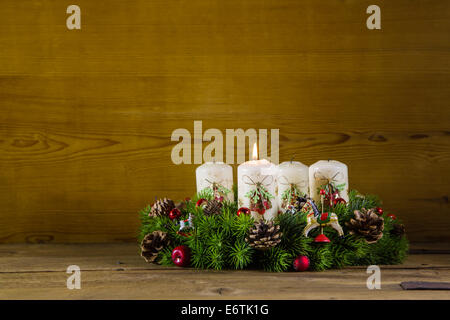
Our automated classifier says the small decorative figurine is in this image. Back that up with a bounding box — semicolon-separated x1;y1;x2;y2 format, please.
299;195;344;243
177;213;195;237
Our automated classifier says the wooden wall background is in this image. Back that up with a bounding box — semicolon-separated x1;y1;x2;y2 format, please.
0;0;449;244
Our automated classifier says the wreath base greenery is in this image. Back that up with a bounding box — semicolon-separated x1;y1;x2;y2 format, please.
139;188;408;272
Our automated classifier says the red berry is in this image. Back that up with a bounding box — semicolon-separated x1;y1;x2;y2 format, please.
196;198;207;207
293;255;310;271
171;245;191;267
237;207;251;217
319;189;326;195
387;213;397;220
376;207;383;215
169;208;181;220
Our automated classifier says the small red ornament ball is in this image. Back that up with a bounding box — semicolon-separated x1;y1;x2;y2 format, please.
196;198;207;207
319;189;326;196
169;208;181;220
237;207;251;217
376;207;383;215
171;245;191;267
387;213;397;220
293;255;310;271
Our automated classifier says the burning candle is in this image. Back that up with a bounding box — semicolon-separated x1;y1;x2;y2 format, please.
309;160;349;205
277;160;309;212
196;161;234;201
237;143;278;220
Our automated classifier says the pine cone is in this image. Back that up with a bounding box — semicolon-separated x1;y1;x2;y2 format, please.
203;199;223;216
150;198;175;217
140;231;170;263
391;224;406;237
346;208;384;244
246;220;282;250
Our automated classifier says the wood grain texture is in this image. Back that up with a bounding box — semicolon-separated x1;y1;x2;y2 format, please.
0;244;449;299
0;0;449;243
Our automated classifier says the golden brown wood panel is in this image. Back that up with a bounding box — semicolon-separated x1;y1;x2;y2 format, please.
0;244;449;299
0;0;449;243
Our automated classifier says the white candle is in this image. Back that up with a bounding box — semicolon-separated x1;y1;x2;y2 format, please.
196;162;234;201
237;143;278;220
309;160;349;204
277;161;309;211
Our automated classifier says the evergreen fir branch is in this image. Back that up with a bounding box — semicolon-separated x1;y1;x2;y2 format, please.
310;245;334;271
206;232;226;269
229;240;253;269
233;214;254;239
261;247;291;272
219;210;236;237
159;247;175;266
188;236;209;269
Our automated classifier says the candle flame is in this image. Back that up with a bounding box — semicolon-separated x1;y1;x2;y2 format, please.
252;143;258;160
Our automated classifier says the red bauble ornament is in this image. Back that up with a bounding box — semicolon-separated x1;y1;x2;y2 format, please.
376;207;383;215
319;189;326;196
333;198;347;206
196;198;207;207
171;245;191;267
314;233;331;243
293;255;310;271
237;207;251;217
387;213;397;220
169;208;181;220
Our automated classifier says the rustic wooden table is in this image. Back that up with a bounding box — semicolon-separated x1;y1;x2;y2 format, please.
0;243;449;300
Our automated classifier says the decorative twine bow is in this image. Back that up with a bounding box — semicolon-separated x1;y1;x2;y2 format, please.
205;178;224;188
204;177;231;199
313;171;344;184
278;175;307;189
242;174;274;187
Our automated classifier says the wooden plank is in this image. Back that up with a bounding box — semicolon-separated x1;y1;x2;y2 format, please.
0;244;449;299
0;0;449;243
1;268;450;300
0;244;448;273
